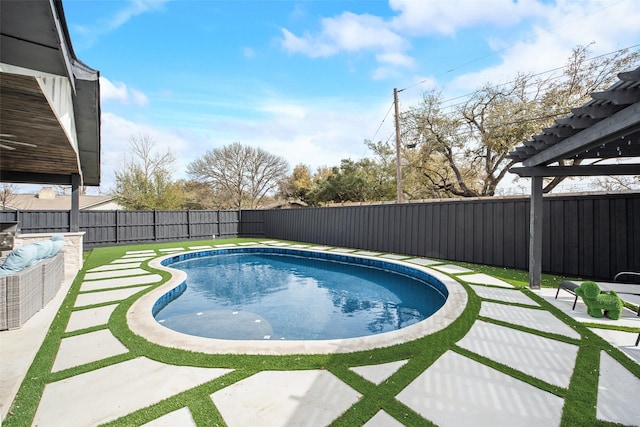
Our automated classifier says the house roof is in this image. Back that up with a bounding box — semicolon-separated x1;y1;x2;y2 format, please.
508;67;640;177
0;0;101;186
6;191;117;211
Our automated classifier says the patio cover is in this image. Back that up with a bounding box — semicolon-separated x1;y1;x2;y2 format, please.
0;0;101;187
508;66;640;288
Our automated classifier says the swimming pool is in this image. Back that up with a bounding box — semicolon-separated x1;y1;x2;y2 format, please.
127;246;468;355
153;249;447;340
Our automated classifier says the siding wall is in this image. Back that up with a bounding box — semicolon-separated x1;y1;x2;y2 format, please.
1;193;638;280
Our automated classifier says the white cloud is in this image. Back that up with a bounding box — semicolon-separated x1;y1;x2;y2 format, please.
100;77;149;106
73;0;170;49
445;0;640;94
389;0;547;36
259;102;307;120
99;112;196;190
281;11;408;58
243;47;257;59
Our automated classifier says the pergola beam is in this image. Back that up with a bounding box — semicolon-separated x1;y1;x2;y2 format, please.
511;164;640;177
523;102;640;167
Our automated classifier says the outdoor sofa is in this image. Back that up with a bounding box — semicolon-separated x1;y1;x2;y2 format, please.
0;238;65;330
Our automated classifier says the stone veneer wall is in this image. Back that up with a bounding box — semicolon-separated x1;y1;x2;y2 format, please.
14;232;84;281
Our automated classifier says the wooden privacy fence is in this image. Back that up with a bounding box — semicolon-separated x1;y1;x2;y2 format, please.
0;193;637;280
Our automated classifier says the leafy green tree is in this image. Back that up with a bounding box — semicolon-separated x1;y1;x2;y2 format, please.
278;164;314;203
402;45;639;197
187;142;289;209
112;134;185;210
361;139;396;201
310;155;396;204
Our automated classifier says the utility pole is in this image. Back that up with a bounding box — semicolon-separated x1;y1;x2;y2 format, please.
394;87;403;203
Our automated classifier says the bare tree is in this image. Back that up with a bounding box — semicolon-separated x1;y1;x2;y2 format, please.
0;183;17;210
112;134;185;210
187;142;289;209
402;45;639;197
592;175;640;192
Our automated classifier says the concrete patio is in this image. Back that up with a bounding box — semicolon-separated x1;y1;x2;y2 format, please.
1;241;639;426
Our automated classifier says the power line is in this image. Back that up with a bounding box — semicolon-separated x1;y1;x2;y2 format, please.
368;101;395;143
397;1;636;94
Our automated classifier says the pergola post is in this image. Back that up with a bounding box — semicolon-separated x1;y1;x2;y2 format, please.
529;176;543;289
70;173;80;232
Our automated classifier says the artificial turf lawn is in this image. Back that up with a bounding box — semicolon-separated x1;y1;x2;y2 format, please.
3;238;639;426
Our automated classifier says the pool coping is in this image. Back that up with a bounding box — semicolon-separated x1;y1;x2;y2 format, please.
127;245;468;355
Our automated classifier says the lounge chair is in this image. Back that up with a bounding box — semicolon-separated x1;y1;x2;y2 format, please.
556;272;640;316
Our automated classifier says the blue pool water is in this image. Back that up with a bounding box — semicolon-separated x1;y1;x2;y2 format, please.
154;249;447;341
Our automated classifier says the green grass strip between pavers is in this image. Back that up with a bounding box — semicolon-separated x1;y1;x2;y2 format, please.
3;239;639;427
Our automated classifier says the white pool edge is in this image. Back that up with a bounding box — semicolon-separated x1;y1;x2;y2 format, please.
126;246;468;355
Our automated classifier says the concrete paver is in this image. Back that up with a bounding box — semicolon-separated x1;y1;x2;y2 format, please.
597;351;640;426
126;250;157;255
461;273;513;287
141;408;196;426
354;251;382;256
52;329;129;372
350;360;408;385
34;357;232;427
590;328;640;364
457;320;579;388
470;284;538;305
363;411;405;426
210;370;361;427
80;273;162;291
480;301;580;339
88;262;142;272
112;256;153;263
84;267;150;280
396;351;565;427
123;253;155;258
431;264;473;274
65;304;118;332
380;253;409;260
74;285;150;306
405;257;441;266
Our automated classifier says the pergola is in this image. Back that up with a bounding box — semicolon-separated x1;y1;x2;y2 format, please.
0;0;101;231
508;66;640;288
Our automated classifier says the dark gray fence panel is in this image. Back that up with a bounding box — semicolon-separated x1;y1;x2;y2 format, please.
81;211;117;244
240;210;266;237
262;193;639;280
3;193;638;279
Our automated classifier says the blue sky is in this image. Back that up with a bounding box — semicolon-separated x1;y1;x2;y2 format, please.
60;0;640;194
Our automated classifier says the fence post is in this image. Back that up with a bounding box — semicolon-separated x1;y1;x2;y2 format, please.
70;173;81;232
187;210;191;238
